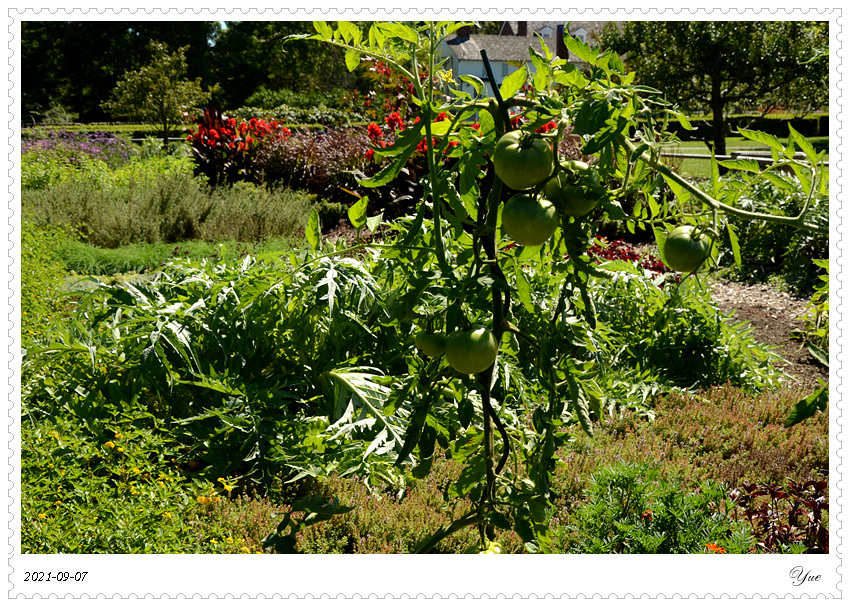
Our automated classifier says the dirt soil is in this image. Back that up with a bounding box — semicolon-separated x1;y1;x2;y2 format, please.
710;278;828;389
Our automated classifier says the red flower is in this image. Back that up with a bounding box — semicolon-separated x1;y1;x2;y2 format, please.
385;112;403;131
536;120;558;133
367;122;383;141
435;112;448;122
365;149;375;162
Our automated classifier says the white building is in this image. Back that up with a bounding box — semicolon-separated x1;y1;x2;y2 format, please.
438;21;607;99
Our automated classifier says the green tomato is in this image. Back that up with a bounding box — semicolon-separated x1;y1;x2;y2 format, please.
492;130;554;191
544;160;606;216
415;332;446;357
500;194;559;246
444;326;498;375
663;225;711;273
479;540;503;554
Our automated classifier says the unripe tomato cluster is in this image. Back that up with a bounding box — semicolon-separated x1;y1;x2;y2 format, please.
415;326;498;375
492;131;605;248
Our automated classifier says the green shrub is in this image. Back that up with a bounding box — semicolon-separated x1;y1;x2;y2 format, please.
721;179;829;294
244;86;350;110
550;461;755;554
23;175;314;248
21;218;69;343
591;264;783;391
231;105;368;127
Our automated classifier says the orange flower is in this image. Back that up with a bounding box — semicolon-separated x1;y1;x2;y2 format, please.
706;543;727;554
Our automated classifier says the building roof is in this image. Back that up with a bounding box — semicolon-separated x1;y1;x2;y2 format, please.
500;21;608;43
445;33;550;62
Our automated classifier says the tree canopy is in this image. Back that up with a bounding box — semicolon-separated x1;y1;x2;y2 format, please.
599;21;829;155
101;41;210;148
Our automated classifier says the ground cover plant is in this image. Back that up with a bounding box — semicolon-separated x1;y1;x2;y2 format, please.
20;20;829;556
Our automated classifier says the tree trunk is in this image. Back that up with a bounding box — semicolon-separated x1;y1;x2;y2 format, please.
710;74;727;157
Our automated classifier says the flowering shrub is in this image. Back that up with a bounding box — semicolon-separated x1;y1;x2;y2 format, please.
187;107;292;187
22;129;133;168
358;59;418;123
590;237;667;274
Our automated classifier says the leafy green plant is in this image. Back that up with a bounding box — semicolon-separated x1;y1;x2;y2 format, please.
550;461;756;554
20;218;70;344
591;264;783;391
720;179;829;294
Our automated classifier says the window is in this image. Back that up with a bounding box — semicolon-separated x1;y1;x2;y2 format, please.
539;26;553;38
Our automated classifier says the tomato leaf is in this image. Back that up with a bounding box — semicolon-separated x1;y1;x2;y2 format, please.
305;208;321;251
529;47;550;92
739;128;785;153
573;98;611;137
337;21;362;46
788;123;818;164
726;221;742;270
652;225;669;268
313;21;333;40
344;48;362;72
717;158;762;173
563;32;599;67
661;174;690;204
365;212;383;234
500;65;527;100
710;150;720;197
790;162;813;195
376;22;420;44
347;195;368;229
459;74;485;97
514;265;535;313
670;110;694;131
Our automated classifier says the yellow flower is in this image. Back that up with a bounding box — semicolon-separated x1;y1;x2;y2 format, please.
104;441;115;449
210;539;218;545
53;500;62;506
162;512;172;519
117;447;124;453
241;547;251;553
158;481;165;488
114;433;123;439
132;468;141;474
38;513;47;519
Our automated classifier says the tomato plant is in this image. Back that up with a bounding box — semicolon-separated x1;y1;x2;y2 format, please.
288;20;828;554
544;160;606;216
663;225;712;274
492;130;555;191
500;194;559;246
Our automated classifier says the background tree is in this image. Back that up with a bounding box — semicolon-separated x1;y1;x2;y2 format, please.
210;21;356;110
22;21;220;123
101;41;210;148
599;21;829;155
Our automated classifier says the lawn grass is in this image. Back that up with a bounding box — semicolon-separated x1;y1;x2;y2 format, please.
661;135;829;178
